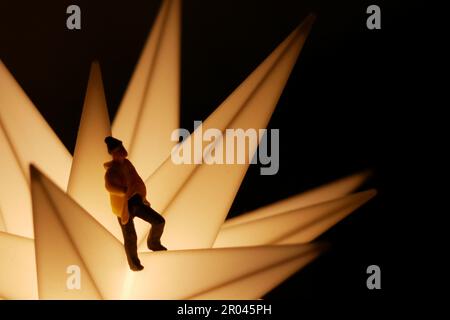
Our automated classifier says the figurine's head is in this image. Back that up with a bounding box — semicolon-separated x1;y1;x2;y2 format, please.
104;136;128;161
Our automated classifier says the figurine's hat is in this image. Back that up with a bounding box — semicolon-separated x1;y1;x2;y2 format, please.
104;136;123;154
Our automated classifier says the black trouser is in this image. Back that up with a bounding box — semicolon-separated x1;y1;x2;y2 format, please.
119;194;165;268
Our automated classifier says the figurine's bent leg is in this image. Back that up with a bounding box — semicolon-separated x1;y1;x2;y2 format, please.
130;200;167;251
118;217;144;271
146;208;166;251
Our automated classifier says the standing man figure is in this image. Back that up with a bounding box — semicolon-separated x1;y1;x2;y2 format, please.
104;136;167;271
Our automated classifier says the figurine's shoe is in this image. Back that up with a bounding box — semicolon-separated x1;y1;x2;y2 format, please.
129;260;144;271
148;241;167;251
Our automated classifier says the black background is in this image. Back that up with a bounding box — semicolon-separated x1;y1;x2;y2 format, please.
0;0;427;303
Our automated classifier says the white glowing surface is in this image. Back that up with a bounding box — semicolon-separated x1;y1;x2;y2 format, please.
0;231;37;300
0;61;72;191
221;171;371;229
113;0;180;180
141;15;316;250
214;190;376;248
0;208;5;232
67;62;123;242
0;126;32;237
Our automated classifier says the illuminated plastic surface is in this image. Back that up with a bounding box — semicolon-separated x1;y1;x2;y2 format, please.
0;127;32;237
113;0;180;180
125;243;323;299
140;15;316;250
0;61;72;190
214;190;376;248
67;62;123;242
0;231;37;299
221;171;371;229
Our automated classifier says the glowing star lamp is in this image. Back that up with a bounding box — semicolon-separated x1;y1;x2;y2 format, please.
0;0;376;300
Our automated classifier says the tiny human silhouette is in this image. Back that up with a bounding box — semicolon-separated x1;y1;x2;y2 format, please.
104;136;167;271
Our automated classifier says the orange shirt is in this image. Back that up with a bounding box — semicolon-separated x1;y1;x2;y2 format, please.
104;159;148;224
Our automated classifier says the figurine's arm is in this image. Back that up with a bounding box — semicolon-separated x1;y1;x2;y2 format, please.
105;170;127;195
105;169;130;224
120;210;129;225
126;159;150;206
